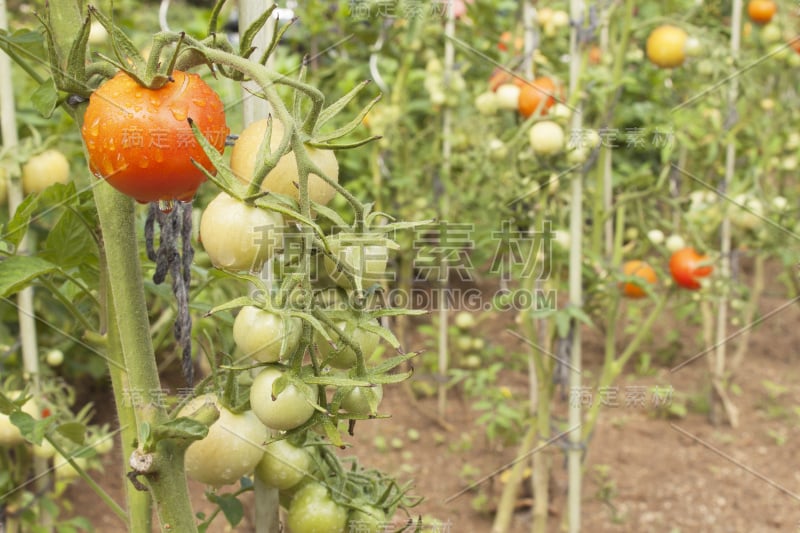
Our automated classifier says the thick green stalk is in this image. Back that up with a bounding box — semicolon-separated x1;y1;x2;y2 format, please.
100;248;153;533
92;182;196;532
490;425;537;533
582;295;667;441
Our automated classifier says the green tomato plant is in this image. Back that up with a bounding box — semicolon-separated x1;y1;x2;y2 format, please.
0;1;423;531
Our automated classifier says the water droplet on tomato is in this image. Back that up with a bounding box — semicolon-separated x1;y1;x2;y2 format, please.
88;117;101;137
138;157;149;168
170;106;188;121
192;98;206;108
150;97;161;107
135;90;143;98
153;151;164;163
157;199;175;213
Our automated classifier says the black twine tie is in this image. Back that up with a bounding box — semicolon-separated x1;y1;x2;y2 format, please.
144;201;194;386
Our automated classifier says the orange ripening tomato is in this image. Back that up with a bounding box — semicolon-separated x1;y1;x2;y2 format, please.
669;248;713;290
498;31;523;53
645;25;688;68
517;77;561;118
81;71;229;203
488;68;525;92
588;45;602;65
747;0;777;25
620;260;657;299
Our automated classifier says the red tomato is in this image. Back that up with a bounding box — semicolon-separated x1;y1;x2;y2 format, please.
81;71;229;203
669;248;713;290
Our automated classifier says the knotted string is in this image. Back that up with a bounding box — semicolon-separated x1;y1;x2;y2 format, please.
144;201;194;386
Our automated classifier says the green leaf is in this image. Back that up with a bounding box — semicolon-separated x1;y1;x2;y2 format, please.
56;422;87;445
368;370;412;384
239;4;277;59
10;411;51;445
554;313;570;339
566;306;595;328
64;14;91;94
139;422;151;448
206;296;259;316
316;80;374;131
359;320;401;349
42;209;97;269
321;417;343;448
6;193;39;248
309;201;349;229
152;417;210;442
302;375;371;387
314;93;382;144
32;78;58;118
367;352;417;375
88;6;146;78
0;256;58;297
0;28;46;57
207;493;244;527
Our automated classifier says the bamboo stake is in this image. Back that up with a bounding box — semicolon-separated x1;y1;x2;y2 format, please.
566;0;585;530
238;1;279;531
0;2;49;531
712;0;742;428
437;0;455;419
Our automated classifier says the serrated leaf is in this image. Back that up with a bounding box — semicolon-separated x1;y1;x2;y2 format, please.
306;135;382;151
152;417;210;442
303;375;371;387
316;80;374;130
289;311;334;344
207;492;244;527
368;370;412;384
309;201;348;229
368;308;428;319
88;6;146;77
367;352;417;375
64;14;91;94
56;422;87;445
566;306;594;328
6;193;39;248
0;393;16;415
139;422;151;448
42;209;96;269
321;417;343;448
10;411;51;445
32;78;58;118
358;320;400;349
207;296;260;316
239;4;276;59
0;256;58;297
314;93;381;144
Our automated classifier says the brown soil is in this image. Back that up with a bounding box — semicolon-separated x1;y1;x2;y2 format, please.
68;261;800;532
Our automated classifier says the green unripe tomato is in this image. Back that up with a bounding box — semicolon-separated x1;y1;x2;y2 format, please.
287;483;348;533
454;311;476;330
347;505;387;533
323;233;390;291
180;394;266;487
255;438;312;490
315;321;380;369
340;385;383;417
200;192;284;272
250;367;315;431
233;306;302;363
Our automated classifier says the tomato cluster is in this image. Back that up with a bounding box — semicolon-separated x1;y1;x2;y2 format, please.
618;247;713;300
